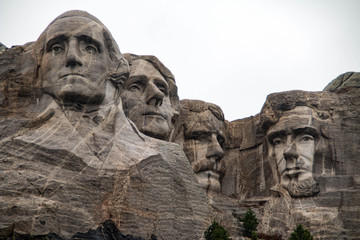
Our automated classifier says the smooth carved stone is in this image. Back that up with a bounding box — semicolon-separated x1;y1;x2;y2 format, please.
121;54;179;141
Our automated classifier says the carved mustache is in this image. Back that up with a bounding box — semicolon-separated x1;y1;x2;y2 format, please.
281;167;308;177
192;158;220;174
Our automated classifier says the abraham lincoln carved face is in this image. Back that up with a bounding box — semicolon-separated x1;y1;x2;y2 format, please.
267;106;320;197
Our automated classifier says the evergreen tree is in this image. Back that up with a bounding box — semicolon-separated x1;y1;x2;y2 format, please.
289;224;313;240
204;221;231;240
241;208;259;237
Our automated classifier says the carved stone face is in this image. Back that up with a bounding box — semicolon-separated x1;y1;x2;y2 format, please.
121;59;176;140
182;110;225;193
267;106;320;197
40;16;110;105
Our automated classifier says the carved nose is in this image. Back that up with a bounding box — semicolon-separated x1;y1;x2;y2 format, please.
145;83;164;107
206;134;225;162
66;40;83;68
283;142;299;168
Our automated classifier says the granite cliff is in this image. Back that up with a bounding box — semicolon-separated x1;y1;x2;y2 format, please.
0;10;359;240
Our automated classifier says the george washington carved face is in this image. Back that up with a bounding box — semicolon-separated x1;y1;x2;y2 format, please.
39;16;112;106
36;11;127;108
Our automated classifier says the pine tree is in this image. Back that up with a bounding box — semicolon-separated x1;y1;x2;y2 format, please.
240;208;259;237
289;224;313;240
204;221;231;240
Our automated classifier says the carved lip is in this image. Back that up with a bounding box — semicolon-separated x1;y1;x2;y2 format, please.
198;170;220;180
283;169;307;178
60;73;86;79
143;111;167;120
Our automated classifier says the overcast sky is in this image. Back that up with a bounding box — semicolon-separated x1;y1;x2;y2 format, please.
1;0;360;121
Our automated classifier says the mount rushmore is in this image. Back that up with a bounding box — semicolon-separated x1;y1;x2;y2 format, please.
0;10;359;240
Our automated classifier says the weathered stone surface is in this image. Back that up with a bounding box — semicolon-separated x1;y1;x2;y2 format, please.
174;99;226;196
220;89;360;239
1;9;360;240
0;42;6;52
2;220;148;240
324;71;360;92
0;10;210;240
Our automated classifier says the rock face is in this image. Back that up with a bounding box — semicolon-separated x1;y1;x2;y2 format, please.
173;99;226;196
120;54;180;142
0;10;210;240
1;10;360;240
221;89;360;239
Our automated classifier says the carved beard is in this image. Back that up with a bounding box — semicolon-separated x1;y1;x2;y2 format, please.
283;178;320;198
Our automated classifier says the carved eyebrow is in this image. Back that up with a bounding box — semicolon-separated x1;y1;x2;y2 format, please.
293;127;319;138
45;34;68;52
77;35;102;52
267;130;287;143
126;75;147;87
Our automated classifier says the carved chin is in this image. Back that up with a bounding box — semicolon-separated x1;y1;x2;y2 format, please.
140;122;171;140
195;171;221;194
283;178;320;198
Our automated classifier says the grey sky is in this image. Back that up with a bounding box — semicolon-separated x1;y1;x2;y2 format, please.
1;0;360;121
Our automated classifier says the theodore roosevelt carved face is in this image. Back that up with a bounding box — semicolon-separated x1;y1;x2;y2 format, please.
175;100;225;194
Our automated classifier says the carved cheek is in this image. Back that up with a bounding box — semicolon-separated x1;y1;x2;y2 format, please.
183;139;208;166
297;142;315;171
274;146;285;171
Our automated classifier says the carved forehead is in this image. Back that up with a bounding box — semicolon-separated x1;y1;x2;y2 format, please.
183;110;225;137
46;17;103;41
129;59;163;78
267;106;320;135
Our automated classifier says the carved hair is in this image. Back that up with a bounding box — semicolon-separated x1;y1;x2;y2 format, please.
179;99;224;122
173;99;225;143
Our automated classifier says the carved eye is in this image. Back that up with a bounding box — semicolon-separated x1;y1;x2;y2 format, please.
192;131;209;142
299;135;314;143
156;84;168;95
217;135;225;146
51;45;64;54
85;45;97;54
158;86;167;94
272;138;283;146
129;84;141;92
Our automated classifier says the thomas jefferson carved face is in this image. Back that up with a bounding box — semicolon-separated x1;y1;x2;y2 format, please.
176;100;225;194
267;106;320;197
121;59;177;140
39;16;110;105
